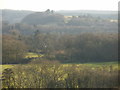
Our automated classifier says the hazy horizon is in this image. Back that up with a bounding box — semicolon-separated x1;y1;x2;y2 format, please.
0;9;118;12
0;0;119;12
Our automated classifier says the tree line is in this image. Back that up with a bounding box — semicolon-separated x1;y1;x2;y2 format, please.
2;32;118;64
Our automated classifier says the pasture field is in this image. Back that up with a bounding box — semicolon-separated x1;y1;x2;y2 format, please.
0;61;119;71
83;61;119;69
24;52;44;58
0;65;14;72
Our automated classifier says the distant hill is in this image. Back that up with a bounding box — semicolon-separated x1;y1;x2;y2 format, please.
56;10;117;19
21;11;64;25
1;9;117;24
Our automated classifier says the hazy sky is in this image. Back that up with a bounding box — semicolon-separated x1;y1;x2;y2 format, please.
0;0;119;11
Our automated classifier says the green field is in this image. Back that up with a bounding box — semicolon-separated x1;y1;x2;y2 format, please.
83;62;118;69
0;65;14;72
24;52;44;58
1;61;118;72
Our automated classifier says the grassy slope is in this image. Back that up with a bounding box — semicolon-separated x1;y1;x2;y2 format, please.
24;52;44;58
0;61;118;71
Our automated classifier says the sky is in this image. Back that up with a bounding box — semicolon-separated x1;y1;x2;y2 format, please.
0;0;119;11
